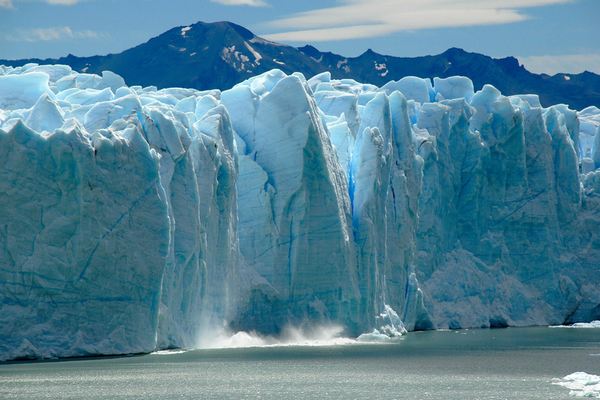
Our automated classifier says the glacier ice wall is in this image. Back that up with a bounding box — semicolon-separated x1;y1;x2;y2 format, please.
0;117;169;360
0;64;599;360
222;71;362;334
0;65;241;359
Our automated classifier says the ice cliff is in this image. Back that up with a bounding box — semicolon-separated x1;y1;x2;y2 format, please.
0;64;599;360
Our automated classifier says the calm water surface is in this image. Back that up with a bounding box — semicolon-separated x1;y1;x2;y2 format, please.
1;327;599;399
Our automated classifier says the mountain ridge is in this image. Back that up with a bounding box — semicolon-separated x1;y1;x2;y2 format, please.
2;21;599;110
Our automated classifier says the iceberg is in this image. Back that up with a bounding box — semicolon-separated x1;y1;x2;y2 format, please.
553;372;600;398
0;63;599;361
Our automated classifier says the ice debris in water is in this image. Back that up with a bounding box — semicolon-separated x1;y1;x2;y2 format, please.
550;321;600;329
357;305;407;341
553;372;600;398
376;305;407;337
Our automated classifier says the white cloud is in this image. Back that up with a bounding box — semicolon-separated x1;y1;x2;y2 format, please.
45;0;83;4
518;54;600;75
0;26;102;42
210;0;268;6
263;0;575;42
1;0;83;7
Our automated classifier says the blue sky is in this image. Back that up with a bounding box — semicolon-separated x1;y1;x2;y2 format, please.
0;0;599;75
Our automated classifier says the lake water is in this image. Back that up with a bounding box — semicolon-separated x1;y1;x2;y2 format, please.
1;326;599;399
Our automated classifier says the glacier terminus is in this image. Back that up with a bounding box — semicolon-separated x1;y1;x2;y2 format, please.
1;62;599;361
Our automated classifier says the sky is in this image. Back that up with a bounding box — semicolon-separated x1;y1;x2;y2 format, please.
0;0;599;76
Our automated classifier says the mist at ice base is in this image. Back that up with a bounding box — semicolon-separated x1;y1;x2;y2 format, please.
1;61;600;361
195;325;359;350
196;305;407;349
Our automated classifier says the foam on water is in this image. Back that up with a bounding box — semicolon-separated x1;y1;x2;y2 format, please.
195;325;392;349
151;349;192;356
553;372;600;398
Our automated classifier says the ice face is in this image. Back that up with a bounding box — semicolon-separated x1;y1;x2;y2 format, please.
0;66;240;360
0;118;169;360
579;106;600;161
0;64;599;361
223;71;361;334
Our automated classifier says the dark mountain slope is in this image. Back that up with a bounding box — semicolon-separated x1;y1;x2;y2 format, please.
3;22;325;90
3;21;599;110
299;46;600;109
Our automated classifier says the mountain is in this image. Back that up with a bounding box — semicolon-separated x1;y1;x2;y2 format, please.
2;21;599;110
300;45;600;111
2;22;325;93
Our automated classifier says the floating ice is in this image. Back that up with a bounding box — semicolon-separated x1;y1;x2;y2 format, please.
550;321;600;329
554;372;600;398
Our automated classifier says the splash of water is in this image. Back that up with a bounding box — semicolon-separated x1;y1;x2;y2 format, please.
549;320;600;329
195;324;366;349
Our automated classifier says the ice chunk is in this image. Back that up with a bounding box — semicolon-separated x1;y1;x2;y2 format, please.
356;330;394;342
83;94;143;133
433;76;474;103
24;93;65;133
582;157;596;174
579;106;600;158
65;87;114;106
550;320;600;328
553;372;600;398
195;95;220;120
307;71;331;92
511;94;542;109
314;90;360;137
55;75;78;92
327;114;354;176
0;72;55;110
469;84;501;132
379;76;431;103
175;96;196;114
98;70;127;93
26;64;72;83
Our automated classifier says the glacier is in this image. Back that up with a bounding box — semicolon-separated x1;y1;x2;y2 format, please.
0;63;599;361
